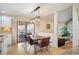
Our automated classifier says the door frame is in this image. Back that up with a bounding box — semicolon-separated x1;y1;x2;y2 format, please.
17;21;35;43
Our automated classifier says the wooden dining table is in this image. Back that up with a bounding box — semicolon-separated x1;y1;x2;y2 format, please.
31;35;50;41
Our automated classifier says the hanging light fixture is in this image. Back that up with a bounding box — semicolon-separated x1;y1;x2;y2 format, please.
35;16;40;21
30;6;40;22
30;16;40;22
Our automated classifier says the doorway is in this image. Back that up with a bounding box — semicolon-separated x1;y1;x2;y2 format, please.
17;21;35;43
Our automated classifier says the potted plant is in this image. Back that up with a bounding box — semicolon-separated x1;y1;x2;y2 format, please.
61;25;69;37
60;18;72;37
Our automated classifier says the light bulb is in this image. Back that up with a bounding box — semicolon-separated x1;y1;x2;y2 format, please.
38;18;40;21
30;20;33;23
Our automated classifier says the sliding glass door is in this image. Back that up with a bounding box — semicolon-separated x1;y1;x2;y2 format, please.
17;21;35;43
17;21;26;43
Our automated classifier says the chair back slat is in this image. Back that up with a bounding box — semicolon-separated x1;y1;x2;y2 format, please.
40;37;50;47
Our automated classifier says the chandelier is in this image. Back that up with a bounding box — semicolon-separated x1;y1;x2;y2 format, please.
30;6;40;23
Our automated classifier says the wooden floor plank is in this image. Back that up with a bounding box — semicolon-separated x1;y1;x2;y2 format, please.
7;42;72;55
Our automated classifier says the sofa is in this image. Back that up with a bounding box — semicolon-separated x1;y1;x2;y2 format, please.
58;37;65;47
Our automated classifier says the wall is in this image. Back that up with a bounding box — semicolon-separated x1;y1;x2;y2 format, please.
39;20;54;33
77;6;79;40
12;17;17;43
72;4;79;47
39;14;54;33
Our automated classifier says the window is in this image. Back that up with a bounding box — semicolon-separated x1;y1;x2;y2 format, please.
0;16;12;32
2;16;11;27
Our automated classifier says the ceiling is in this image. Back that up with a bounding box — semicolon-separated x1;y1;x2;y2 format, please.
0;3;73;17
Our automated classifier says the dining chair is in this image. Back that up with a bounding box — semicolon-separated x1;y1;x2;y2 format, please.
19;34;26;42
22;35;28;53
38;37;50;55
26;35;38;55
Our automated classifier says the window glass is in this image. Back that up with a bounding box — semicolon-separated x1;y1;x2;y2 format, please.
2;16;11;27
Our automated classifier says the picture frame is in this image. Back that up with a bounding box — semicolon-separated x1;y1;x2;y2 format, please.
46;24;50;29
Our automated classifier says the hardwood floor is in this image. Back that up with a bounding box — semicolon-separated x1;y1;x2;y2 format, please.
7;42;72;55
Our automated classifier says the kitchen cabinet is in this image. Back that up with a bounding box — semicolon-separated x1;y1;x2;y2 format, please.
0;34;8;55
6;33;12;46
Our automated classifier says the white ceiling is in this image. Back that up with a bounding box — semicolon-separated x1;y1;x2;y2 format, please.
0;3;73;17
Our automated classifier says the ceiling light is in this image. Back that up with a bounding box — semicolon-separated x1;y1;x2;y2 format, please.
30;20;33;23
35;18;38;21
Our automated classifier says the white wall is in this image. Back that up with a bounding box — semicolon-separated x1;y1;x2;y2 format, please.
72;4;79;47
53;12;58;47
39;19;54;33
12;17;17;43
77;5;79;42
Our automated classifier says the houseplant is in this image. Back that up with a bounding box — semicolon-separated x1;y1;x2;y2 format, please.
61;18;72;37
61;25;69;37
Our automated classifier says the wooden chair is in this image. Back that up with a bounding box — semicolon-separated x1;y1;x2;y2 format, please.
38;37;50;54
26;36;38;54
22;35;28;53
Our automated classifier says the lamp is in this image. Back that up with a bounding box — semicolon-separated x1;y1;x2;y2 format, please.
30;6;40;23
30;16;40;23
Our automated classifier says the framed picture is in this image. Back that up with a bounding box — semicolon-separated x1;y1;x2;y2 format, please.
46;24;50;29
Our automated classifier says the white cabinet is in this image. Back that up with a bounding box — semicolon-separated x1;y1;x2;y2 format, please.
7;34;12;46
0;36;8;55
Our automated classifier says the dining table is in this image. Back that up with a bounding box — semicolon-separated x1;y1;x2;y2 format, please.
30;35;50;54
31;35;50;41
